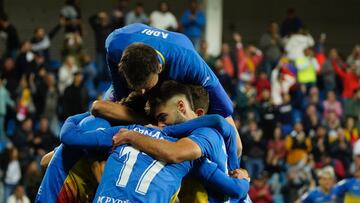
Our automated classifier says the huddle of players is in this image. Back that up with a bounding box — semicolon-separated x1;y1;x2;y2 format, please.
35;81;251;203
35;23;252;203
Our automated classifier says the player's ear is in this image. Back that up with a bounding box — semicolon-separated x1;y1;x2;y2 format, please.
195;108;205;116
177;100;186;114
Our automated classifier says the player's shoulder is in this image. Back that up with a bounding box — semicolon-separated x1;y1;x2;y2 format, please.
191;127;223;141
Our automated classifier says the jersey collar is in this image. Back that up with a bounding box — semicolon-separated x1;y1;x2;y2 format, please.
155;49;166;68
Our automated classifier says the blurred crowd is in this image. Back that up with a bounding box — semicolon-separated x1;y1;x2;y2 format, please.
0;0;359;202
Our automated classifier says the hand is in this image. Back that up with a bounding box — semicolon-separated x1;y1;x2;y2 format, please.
112;128;133;147
229;169;250;182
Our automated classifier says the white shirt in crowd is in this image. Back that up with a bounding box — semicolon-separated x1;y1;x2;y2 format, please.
150;11;178;30
58;64;79;95
7;195;30;203
5;160;21;185
284;33;315;60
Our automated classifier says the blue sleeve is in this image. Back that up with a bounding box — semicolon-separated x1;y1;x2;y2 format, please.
60;113;125;147
300;192;312;203
207;83;233;117
163;114;239;170
195;159;249;199
187;128;220;158
333;179;352;197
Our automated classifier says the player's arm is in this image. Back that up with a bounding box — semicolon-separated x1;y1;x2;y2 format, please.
195;159;250;199
113;129;202;163
163;114;239;169
91;100;150;125
333;179;351;197
182;51;242;156
60;112;123;147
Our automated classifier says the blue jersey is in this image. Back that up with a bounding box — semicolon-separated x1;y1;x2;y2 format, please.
59;113;249;203
334;178;360;203
105;23;233;117
35;116;111;203
300;187;337;203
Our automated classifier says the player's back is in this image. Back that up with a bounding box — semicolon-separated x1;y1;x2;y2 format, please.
94;125;191;203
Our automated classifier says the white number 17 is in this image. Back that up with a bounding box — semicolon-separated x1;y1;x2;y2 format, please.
116;146;165;195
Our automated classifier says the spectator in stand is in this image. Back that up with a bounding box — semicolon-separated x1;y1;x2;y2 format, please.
259;22;282;75
23;161;41;202
16;76;36;121
311;125;330;163
15;41;37;78
276;93;293;126
295;47;319;88
258;89;276;138
219;43;236;79
316;152;346;180
11;118;33;165
256;72;271;102
110;0;130;29
284;30;314;61
320;48;339;92
323;90;342;119
30;22;63;62
324;111;341;143
61;31;83;60
80;53;98;99
62;72;88;119
344;117;359;147
332;59;360;99
32;117;58;157
267;127;286;172
89;12;114;80
249;171;273;203
302;86;323;115
43;73;60;135
1;57;20;99
0;13;20;58
180;0;205;50
344;88;360;128
298;166;337;203
280;8;303;37
329;128;352;170
125;2;149;25
270;58;296;105
32;67;47;118
243;120;266;179
60;0;82;34
58;55;79;95
3;147;21;203
6;184;30;203
285;123;312;167
347;45;360;75
0;78;15;141
150;1;178;31
234;32;263;83
303;105;321;137
199;40;216;70
213;59;233;96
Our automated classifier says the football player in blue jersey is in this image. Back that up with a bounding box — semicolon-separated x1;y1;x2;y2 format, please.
298;166;337;203
333;167;360;203
94;23;242;156
58;83;250;202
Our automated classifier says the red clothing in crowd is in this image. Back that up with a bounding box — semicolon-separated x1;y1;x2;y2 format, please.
256;78;271;101
315;159;346;179
249;184;273;203
235;44;263;81
332;60;360;99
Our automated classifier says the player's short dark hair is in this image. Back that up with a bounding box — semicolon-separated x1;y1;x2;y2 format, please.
118;44;159;90
188;85;209;114
146;81;194;116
